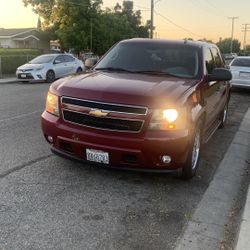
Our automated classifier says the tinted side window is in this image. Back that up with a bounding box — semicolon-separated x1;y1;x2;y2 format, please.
55;55;65;64
211;48;224;67
64;55;75;62
205;48;215;74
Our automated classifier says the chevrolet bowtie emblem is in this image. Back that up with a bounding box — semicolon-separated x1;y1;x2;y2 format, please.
89;109;109;117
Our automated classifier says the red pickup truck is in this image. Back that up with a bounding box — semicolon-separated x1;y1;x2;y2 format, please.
41;39;232;179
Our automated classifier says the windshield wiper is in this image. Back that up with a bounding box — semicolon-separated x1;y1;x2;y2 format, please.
95;67;135;73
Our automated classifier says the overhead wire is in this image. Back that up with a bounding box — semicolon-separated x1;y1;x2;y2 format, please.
154;10;204;38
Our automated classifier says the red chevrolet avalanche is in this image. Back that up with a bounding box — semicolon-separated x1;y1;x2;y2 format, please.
41;39;232;179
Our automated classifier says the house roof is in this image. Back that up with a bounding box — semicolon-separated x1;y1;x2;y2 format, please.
0;28;36;38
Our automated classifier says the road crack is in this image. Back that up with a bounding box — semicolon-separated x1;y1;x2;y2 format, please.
0;154;52;180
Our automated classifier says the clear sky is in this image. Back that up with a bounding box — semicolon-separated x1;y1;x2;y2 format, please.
1;0;250;44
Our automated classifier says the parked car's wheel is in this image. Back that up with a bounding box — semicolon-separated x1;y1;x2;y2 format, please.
181;121;202;180
46;70;55;83
219;101;228;129
76;67;83;73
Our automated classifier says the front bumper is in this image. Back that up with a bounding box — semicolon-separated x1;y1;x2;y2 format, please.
41;111;191;171
16;69;46;82
231;79;250;88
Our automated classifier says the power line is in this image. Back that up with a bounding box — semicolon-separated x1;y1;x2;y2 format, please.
154;10;203;38
187;0;226;19
134;4;150;10
202;0;227;18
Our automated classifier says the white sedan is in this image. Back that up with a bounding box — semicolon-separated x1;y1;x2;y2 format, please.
16;54;84;83
230;56;250;88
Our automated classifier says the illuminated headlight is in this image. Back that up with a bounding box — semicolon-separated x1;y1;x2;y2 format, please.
46;92;59;116
149;108;186;130
163;109;178;123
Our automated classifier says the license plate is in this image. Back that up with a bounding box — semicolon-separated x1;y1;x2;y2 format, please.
239;72;250;78
21;74;26;78
86;149;109;164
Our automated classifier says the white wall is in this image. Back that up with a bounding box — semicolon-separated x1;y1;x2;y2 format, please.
0;38;16;48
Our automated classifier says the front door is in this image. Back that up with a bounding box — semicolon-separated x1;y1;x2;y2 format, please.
203;48;223;129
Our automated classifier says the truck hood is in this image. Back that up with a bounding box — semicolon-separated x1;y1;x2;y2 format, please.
51;71;197;108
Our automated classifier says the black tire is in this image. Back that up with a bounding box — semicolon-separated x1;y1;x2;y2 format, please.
219;101;228;129
76;67;82;73
181;121;202;180
46;70;55;83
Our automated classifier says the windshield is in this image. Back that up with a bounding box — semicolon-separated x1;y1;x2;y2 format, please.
29;55;55;64
231;58;250;67
95;42;201;79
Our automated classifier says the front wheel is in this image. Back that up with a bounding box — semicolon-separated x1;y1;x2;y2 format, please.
76;67;82;73
46;70;55;83
181;122;202;180
219;102;228;129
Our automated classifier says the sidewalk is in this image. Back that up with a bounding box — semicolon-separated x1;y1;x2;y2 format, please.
176;106;250;250
0;77;18;84
235;107;250;250
236;183;250;249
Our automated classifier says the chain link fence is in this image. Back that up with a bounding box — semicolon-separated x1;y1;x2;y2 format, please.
0;55;37;78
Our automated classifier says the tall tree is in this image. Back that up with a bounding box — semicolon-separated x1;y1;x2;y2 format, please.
216;38;241;54
23;0;150;54
121;1;150;38
93;11;135;55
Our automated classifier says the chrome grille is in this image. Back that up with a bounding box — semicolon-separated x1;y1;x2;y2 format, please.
61;96;147;133
61;97;147;115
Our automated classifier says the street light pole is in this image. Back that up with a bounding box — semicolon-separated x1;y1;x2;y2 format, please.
228;16;239;54
242;24;250;55
90;19;93;51
150;0;154;39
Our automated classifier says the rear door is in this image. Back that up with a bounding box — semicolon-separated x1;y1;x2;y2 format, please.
53;55;66;78
63;55;77;75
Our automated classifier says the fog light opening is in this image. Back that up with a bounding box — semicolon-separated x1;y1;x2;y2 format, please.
162;155;172;164
47;135;54;144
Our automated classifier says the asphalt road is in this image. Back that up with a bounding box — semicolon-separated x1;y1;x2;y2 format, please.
0;82;249;250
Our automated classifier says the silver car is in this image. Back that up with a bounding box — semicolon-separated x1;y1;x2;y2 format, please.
230;56;250;88
16;54;84;83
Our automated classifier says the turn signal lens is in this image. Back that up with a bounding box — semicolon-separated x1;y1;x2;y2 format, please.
46;92;59;116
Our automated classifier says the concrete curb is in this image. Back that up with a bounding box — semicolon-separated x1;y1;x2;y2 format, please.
236;186;250;250
175;107;250;250
0;78;18;84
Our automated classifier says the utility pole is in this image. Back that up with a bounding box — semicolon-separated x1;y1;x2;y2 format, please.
150;0;154;39
90;19;93;51
242;24;250;55
228;16;239;54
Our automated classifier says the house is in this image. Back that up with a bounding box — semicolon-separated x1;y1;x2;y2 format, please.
0;28;49;50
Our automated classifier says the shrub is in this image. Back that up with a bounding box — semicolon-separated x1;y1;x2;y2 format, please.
0;49;41;77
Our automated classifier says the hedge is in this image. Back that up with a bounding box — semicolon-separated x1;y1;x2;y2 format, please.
0;49;42;76
0;48;41;56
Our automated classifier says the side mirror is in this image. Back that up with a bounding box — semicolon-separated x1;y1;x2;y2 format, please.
54;60;61;64
208;68;232;81
85;58;97;69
